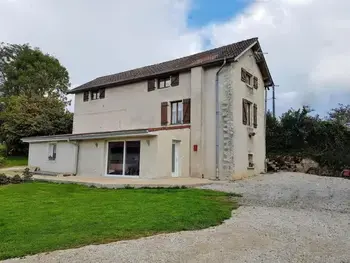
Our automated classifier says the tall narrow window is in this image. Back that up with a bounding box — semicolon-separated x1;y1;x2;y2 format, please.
248;153;254;168
125;141;140;176
48;143;57;161
242;99;252;126
107;142;124;175
83;91;89;102
171;101;183;124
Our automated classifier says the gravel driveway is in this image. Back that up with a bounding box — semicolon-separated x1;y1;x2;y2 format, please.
3;172;350;263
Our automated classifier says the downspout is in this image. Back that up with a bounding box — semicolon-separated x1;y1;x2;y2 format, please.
75;142;80;175
215;58;227;180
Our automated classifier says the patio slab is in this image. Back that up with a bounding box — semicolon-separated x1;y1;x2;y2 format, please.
32;175;215;188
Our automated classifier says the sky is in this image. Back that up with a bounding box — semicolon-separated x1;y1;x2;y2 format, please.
0;0;349;116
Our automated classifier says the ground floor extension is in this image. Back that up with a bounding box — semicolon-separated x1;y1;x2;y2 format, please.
22;125;265;180
23;127;190;179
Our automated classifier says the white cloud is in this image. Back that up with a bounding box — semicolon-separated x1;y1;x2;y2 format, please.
1;0;350;116
201;0;350;114
0;0;202;86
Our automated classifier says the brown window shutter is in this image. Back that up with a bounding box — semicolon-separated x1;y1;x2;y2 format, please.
253;103;258;128
148;79;156;92
99;88;105;99
241;68;246;82
183;98;191;124
161;102;168;126
171;74;179;86
253;77;258;89
83;91;89;102
242;99;247;125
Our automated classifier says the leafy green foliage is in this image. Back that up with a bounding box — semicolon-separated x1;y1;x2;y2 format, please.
22;168;33;181
0;174;9;185
267;106;350;171
328;103;350;127
0;43;73;155
10;174;22;184
0;95;72;154
0;43;70;102
0;183;237;260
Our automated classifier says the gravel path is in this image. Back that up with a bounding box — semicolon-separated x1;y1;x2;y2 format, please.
3;172;350;263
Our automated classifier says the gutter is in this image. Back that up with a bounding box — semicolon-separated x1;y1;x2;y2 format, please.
215;58;227;180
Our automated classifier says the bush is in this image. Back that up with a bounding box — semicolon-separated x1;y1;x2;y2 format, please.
22;168;33;181
11;174;22;184
0;174;10;185
0;144;7;157
0;156;6;167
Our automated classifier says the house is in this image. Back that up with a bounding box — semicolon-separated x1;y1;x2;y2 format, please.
22;37;274;180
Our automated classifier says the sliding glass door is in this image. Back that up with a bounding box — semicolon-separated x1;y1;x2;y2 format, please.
107;141;140;176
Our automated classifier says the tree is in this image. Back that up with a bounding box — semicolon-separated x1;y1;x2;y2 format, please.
0;43;70;102
328;103;350;127
0;95;73;155
0;43;73;154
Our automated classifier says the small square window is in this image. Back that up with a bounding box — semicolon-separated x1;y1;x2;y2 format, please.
91;90;100;100
159;77;171;89
48;143;57;161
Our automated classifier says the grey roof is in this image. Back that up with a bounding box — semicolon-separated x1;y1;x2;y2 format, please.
68;37;273;94
22;129;155;143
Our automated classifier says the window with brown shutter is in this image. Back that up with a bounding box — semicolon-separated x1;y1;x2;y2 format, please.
182;98;191;124
83;91;89;102
253;77;258;89
242;99;252;126
161;102;168;126
171;74;179;86
99;88;105;99
241;68;246;82
148;79;156;92
253;103;258;128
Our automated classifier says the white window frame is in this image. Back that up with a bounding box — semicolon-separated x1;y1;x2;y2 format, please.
48;143;57;161
171;101;183;125
91;90;100;100
244;100;252;126
158;76;171;89
105;140;141;178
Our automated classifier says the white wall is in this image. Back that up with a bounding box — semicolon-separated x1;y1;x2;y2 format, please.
28;142;77;174
75;129;190;178
73;72;191;134
231;49;266;178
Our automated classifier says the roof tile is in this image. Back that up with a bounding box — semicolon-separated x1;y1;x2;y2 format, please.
69;37;258;93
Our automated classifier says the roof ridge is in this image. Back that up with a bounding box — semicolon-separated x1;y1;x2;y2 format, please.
94;37;258;81
69;37;259;93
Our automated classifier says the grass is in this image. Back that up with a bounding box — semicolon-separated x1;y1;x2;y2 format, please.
4;156;28;167
0;182;238;260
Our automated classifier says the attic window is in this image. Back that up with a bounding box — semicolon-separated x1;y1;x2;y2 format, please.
83;91;89;102
158;74;179;89
91;89;105;100
159;77;171;89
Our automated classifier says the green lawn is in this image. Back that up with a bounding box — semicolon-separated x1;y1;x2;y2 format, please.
0;182;238;260
4;156;28;167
